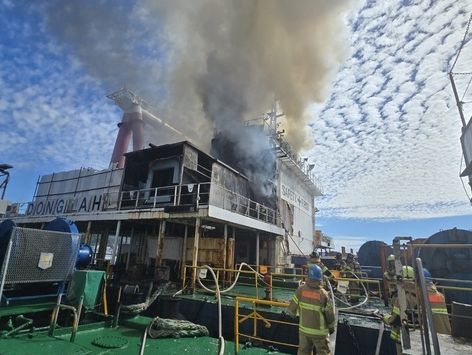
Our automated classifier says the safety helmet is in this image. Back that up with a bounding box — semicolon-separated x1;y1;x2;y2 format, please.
402;265;414;279
387;254;395;262
308;265;323;281
423;268;432;280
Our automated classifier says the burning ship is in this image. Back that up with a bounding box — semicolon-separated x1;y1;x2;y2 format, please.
0;87;471;355
1;2;472;354
0;88;328;354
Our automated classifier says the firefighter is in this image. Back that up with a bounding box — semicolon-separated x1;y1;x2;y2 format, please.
345;253;361;273
423;268;451;335
383;265;416;355
308;251;333;279
384;254;397;301
383;294;402;355
287;264;336;355
343;253;361;302
263;270;272;301
333;252;346;271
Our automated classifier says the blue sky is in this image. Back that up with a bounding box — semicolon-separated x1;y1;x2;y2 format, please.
1;1;471;251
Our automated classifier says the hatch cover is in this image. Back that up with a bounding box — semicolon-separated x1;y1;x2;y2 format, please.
91;336;128;349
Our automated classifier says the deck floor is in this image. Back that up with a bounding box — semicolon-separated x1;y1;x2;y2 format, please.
0;316;287;355
404;331;472;355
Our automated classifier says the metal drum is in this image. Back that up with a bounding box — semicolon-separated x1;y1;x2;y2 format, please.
358;240;393;279
43;217;79;234
44;218;92;268
418;228;472;305
358;240;393;266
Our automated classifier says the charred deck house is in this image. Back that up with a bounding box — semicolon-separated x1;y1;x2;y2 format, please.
5;89;322;286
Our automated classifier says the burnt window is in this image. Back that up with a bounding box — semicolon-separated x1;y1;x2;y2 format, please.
151;168;174;188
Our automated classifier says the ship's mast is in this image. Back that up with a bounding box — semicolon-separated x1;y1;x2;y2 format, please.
449;14;472;203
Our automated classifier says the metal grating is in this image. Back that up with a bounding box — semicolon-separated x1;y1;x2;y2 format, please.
0;227;80;284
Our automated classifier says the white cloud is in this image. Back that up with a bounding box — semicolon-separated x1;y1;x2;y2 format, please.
310;0;472;219
330;236;369;253
0;5;120;176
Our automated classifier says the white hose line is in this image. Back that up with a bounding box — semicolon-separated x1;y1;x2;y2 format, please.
172;286;186;297
196;265;224;355
197;262;266;295
335;270;370;311
324;276;336;315
324;275;338;353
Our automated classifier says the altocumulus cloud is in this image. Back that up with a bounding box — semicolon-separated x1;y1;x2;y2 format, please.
0;3;119;173
311;0;472;220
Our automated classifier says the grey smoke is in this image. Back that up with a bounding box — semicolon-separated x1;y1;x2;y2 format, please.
41;0;354;185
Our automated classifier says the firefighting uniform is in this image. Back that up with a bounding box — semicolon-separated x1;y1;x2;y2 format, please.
287;280;336;355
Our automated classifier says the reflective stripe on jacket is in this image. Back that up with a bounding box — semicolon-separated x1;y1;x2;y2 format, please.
383;296;401;344
427;285;451;335
287;282;335;336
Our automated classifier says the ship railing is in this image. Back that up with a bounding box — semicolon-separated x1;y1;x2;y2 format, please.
117;183;210;210
116;182;280;226
407;243;472;343
234;263;305;275
234;296;297;354
208;183;280;226
182;264;271;301
182;264;383;303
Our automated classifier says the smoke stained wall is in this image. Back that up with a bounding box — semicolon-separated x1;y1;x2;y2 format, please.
42;0;355;187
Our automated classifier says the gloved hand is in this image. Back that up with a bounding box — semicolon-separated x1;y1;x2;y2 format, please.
382;314;389;323
329;328;335;335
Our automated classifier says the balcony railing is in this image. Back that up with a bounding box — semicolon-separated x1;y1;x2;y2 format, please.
5;182;280;227
116;182;280;226
117;183;210;210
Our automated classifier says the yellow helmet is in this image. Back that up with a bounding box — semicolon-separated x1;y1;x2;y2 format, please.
402;265;414;279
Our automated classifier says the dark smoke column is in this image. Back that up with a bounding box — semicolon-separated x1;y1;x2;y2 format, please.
108;89;145;168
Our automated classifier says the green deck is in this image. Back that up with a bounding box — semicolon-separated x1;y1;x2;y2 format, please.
0;316;287;355
0;301;56;317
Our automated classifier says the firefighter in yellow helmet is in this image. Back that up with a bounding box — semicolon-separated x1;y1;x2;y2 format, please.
383;265;415;355
287;264;336;355
383;254;396;303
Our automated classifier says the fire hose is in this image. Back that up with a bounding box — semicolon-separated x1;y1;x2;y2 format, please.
334;270;370;311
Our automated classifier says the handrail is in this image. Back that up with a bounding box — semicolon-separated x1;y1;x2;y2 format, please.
416;258;441;355
116;182;281;226
410;243;472;248
234;296;297;354
48;295;84;343
183;265;264;300
183;265;384;302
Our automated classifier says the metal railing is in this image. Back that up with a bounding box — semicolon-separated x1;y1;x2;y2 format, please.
234;263;305;275
234;297;296;354
209;183;280;225
118;183;210;210
182;264;384;303
182;265;269;300
118;182;280;225
6;181;280;227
